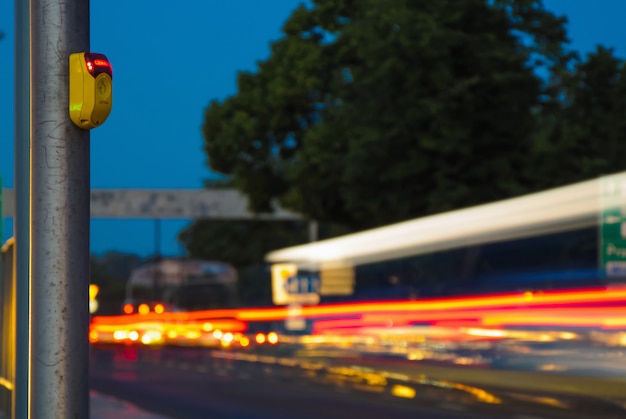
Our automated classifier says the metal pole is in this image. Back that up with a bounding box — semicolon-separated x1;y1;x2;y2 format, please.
13;0;30;417
155;218;161;258
30;0;90;417
308;220;318;242
153;218;161;300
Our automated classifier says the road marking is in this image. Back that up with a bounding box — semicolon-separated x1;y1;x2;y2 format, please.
437;403;467;412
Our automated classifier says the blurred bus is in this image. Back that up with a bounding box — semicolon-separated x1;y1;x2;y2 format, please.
340;227;604;303
267;174;626;305
122;258;238;314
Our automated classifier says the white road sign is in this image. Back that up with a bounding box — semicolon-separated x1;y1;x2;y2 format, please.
2;188;301;220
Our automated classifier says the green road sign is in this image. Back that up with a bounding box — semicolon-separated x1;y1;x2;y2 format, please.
600;174;626;277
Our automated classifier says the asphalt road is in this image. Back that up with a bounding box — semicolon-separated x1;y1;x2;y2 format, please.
90;346;503;419
90;345;626;419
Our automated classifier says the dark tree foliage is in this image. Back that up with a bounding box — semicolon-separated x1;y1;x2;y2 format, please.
178;219;309;305
179;219;309;268
188;0;625;282
531;46;626;188
202;0;578;231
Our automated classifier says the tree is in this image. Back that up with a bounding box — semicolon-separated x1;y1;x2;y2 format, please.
202;0;574;231
531;46;626;188
187;0;626;306
179;219;309;268
178;217;354;302
178;219;308;305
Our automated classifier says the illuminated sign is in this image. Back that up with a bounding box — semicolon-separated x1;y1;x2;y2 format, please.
271;264;320;305
600;174;626;277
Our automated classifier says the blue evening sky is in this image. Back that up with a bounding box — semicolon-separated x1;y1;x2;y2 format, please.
1;1;625;257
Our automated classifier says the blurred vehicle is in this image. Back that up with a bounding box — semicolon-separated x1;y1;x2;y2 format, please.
122;258;239;315
343;227;604;303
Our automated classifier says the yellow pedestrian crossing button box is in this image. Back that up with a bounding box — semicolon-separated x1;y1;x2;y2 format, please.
69;52;112;129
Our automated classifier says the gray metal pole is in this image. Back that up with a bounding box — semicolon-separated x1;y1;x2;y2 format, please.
13;0;31;416
155;218;161;258
30;0;91;417
308;220;318;242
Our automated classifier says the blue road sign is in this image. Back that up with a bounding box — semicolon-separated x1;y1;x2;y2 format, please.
284;274;320;295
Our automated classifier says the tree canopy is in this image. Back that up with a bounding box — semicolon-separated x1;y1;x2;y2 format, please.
530;46;626;189
189;0;626;272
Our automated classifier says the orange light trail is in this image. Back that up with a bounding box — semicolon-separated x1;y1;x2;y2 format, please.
90;286;626;344
93;286;626;325
234;286;626;322
311;304;626;333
